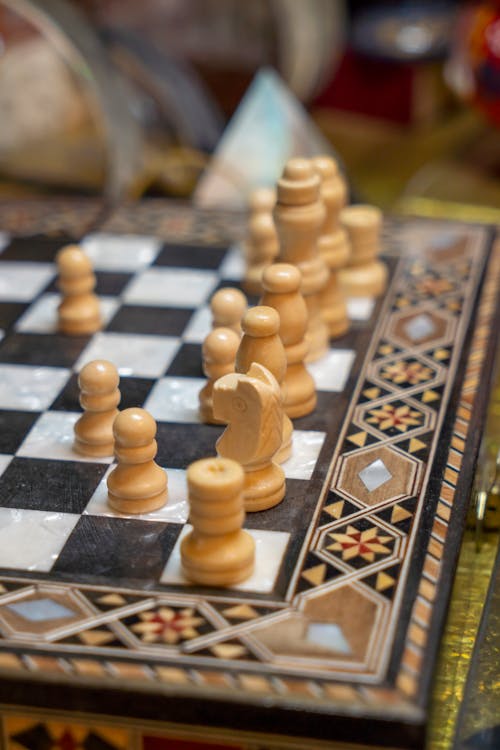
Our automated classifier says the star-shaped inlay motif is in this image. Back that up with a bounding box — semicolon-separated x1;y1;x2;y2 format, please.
367;403;422;432
131;607;205;644
380;360;433;386
326;525;393;563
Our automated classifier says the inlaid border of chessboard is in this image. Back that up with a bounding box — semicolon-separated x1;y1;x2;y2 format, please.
0;221;498;750
0;198;245;246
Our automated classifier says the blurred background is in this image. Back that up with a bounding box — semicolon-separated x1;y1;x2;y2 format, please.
0;0;498;219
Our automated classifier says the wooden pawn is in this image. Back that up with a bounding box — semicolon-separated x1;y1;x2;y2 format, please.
235;306;293;463
74;359;120;457
107;408;167;514
210;287;247;335
243;187;279;296
260;263;316;418
56;244;101;335
199;327;240;424
181;457;255;586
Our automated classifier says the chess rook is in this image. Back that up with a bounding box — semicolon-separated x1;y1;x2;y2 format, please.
260;263;316;418
74;360;120;457
339;205;387;297
214;362;286;512
56;244;101;335
181;457;255;586
311;156;350;338
243;187;279;295
210;287;247;334
274;158;329;361
107;408;167;514
199;327;240;424
236;306;293;463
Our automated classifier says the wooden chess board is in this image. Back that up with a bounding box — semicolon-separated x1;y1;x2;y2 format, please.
0;213;498;750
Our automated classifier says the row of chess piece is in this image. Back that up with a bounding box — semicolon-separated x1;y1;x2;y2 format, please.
58;155;387;587
71;357;281;588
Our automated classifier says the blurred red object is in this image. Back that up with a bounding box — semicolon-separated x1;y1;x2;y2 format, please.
468;3;500;125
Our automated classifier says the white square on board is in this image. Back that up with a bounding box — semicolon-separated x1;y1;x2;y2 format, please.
282;430;325;480
15;294;119;334
0;365;70;411
0;262;54;302
219;245;245;280
144;377;205;423
16;411;113;463
75;332;180;379
123;267;218;308
0;508;80;572
182;305;211;343
81;233;161;271
85;466;188;523
347;297;375;321
161;527;290;594
307;349;356;392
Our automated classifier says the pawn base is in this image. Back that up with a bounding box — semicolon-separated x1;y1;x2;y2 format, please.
339;261;387;298
181;530;255;586
74;438;114;458
243;463;285;512
59;315;102;336
108;488;167;514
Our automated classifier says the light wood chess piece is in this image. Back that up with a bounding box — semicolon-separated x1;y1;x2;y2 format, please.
56;244;101;335
260;263;316;418
181;457;255;586
199;327;240;424
214;362;286;512
236;306;293;463
107;408;167;514
311;155;350;338
210;287;247;335
339;205;387;297
74;360;120;457
243;187;279;296
274;158;329;361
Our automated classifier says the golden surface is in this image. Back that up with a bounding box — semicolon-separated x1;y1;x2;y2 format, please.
428;533;499;750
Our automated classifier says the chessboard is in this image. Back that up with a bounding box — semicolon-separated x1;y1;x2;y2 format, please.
0;217;498;750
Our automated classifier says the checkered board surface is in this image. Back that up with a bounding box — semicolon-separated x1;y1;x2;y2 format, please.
0;233;379;598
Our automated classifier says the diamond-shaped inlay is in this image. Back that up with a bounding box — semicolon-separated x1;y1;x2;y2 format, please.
358;458;392;492
335;444;423;507
6;598;74;622
404;313;436;342
306;623;351;654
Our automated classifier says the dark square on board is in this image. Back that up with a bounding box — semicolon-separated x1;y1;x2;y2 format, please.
50;374;156;412
0;410;40;454
0;333;89;368
0;236;74;263
154;243;228;270
156;422;224;469
53;515;183;582
166;342;204;378
106;305;194;337
0;457;107;514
